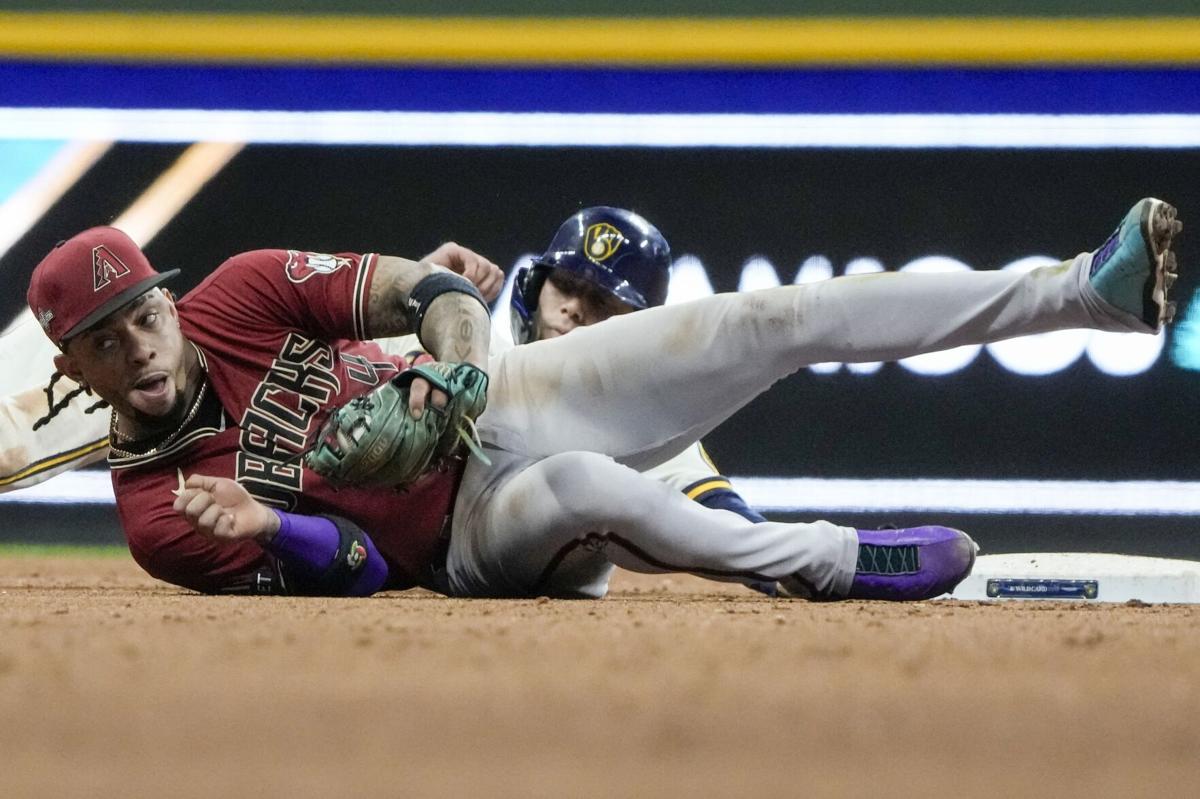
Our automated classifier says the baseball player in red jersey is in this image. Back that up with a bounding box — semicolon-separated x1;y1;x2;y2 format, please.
1;243;503;494
31;237;493;594
27;198;1181;599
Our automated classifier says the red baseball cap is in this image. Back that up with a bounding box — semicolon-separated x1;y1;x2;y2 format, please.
27;226;179;346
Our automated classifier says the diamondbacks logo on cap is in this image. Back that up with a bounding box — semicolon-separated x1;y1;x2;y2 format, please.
92;245;132;291
583;223;625;266
37;308;55;332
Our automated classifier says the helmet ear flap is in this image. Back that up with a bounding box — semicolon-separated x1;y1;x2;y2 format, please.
508;264;549;345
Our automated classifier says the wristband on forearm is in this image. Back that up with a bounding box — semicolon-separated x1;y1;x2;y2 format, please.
405;271;489;352
266;510;388;597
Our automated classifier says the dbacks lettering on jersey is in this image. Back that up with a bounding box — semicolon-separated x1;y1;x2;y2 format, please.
284;251;352;284
236;332;399;509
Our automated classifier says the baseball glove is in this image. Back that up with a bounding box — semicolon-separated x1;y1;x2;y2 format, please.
305;362;489;488
395;361;489;458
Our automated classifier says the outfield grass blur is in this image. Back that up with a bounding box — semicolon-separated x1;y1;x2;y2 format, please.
0;543;126;558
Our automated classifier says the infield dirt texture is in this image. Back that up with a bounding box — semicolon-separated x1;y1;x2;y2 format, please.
2;555;1197;798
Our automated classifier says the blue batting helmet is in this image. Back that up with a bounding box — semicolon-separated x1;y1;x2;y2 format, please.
510;206;672;345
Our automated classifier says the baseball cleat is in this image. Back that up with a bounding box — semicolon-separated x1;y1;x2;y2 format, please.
846;526;977;601
1088;198;1182;331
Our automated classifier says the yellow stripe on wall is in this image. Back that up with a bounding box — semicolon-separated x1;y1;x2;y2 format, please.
1;14;1198;65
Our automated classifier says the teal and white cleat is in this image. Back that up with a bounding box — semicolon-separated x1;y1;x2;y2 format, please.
1088;198;1182;331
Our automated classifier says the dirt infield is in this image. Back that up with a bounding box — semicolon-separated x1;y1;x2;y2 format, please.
1;556;1197;798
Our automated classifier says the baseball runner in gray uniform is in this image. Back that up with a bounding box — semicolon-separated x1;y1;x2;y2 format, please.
436;199;1179;599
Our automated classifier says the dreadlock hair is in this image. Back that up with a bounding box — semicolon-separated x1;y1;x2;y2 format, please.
31;370;109;431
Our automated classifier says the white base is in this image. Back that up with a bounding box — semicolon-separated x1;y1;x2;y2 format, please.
946;552;1200;604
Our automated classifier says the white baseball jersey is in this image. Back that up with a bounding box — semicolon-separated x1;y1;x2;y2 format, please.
0;311;109;492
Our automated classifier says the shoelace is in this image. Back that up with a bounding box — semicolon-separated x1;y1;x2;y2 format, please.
454;416;491;466
857;543;920;575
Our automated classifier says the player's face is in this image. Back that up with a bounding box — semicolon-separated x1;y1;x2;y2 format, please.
534;269;634;341
57;289;191;424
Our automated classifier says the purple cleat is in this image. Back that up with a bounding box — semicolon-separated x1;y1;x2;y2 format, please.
847;526;977;601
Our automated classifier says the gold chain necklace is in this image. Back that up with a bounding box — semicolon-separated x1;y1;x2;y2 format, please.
108;377;210;459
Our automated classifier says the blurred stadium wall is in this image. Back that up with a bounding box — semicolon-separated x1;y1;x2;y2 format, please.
0;1;1197;556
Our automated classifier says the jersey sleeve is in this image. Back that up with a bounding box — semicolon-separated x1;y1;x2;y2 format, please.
181;249;380;343
0;378;110;493
116;469;275;594
0;311;110;492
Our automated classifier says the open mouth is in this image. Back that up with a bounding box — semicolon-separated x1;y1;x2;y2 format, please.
132;373;170;398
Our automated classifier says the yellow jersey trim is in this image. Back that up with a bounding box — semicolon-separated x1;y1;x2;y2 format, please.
685;478;733;501
2;14;1199;65
0;436;110;487
696;443;719;473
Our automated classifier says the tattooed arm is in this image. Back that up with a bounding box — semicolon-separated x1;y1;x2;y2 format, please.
366;256;490;367
366;255;491;417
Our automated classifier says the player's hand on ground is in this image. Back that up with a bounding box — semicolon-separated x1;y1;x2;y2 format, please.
172;473;279;543
422;242;504;302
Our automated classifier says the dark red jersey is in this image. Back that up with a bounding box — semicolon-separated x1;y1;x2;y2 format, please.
109;249;462;594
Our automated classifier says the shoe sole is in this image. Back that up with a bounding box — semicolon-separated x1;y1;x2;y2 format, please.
934;530;978;597
962;532;979;577
1142;199;1183;328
